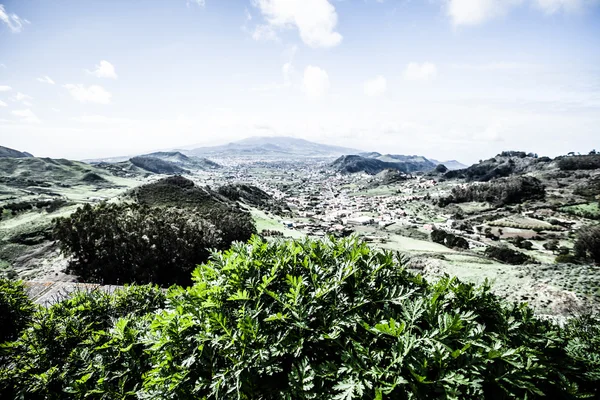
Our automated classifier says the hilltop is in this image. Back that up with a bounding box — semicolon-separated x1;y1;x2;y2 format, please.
182;136;361;158
444;151;554;181
0;145;33;158
331;154;436;175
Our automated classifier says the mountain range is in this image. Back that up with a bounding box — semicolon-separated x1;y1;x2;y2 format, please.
180;136;361;158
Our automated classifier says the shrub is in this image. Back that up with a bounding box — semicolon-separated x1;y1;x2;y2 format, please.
484;245;530;265
0;279;35;343
431;229;469;249
0;285;165;398
511;236;534;250
558;154;600;171
53;202;255;286
573;225;600;264
439;176;545;207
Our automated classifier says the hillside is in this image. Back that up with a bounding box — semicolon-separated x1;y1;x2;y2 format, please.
0;145;33;158
129;156;189;175
429;159;468;171
331;154;436;175
444;151;554;181
129;175;231;208
183;136;361;158
143;151;222;170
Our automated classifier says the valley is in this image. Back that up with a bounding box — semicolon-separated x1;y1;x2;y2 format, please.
1;139;599;318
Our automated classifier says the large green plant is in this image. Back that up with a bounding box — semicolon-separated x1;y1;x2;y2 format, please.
0;279;36;343
2;237;599;399
141;236;592;399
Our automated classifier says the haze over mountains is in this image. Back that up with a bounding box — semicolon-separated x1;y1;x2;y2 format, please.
2;137;467;176
179;137;362;158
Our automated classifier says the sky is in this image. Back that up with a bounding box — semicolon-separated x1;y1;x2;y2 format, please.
0;0;599;163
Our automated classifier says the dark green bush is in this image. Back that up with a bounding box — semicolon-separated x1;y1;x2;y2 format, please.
558;154;600;171
511;236;534;250
0;285;165;398
484;245;531;265
431;229;469;249
439;176;545;207
573;225;600;264
0;279;35;343
53;202;256;286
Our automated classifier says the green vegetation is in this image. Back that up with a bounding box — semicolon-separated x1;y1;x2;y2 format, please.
560;202;600;220
439;176;545;207
430;229;469;249
484;245;531;265
558;154;600;171
574;225;600;264
0;279;35;343
54;202;255;286
1;237;599;399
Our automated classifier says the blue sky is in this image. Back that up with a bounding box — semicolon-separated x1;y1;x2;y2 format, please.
0;0;599;163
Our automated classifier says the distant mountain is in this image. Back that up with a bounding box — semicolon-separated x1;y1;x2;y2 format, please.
0;145;33;158
429;159;468;171
331;155;435;175
143;151;221;170
183;136;361;158
130;156;189;175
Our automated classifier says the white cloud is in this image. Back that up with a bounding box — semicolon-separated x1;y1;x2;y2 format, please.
0;85;11;92
87;60;118;79
533;0;595;13
364;75;387;97
51;108;60;112
404;62;438;81
282;63;295;87
64;84;112;104
253;0;342;48
0;100;7;107
0;63;6;68
303;65;330;98
187;0;206;7
72;115;134;124
11;109;40;124
446;0;521;26
12;92;33;102
22;100;33;107
252;24;280;42
0;4;29;33
37;75;55;85
446;0;599;26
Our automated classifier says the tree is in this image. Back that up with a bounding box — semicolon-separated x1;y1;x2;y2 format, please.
574;225;600;264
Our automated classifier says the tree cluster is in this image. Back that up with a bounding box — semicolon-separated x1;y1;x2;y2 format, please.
439;176;545;207
558;154;600;171
484;245;531;265
53;202;255;286
430;229;469;249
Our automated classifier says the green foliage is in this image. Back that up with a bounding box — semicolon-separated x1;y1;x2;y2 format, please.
439;176;545;207
573;225;600;264
510;236;534;250
0;285;165;398
2;237;600;399
0;279;36;343
53;202;256;286
431;229;469;249
558;154;600;171
484;245;531;265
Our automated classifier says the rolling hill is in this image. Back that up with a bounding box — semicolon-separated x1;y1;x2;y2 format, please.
331;154;436;175
0;145;34;158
